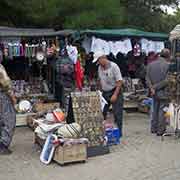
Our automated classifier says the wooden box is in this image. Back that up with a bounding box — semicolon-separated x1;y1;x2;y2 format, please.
53;144;87;165
27;117;39;130
16;113;36;127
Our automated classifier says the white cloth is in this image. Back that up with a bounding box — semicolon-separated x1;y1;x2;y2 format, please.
66;45;78;64
148;41;156;52
122;39;132;54
155;41;165;53
141;38;149;54
109;41;118;56
101;39;110;55
91;36;103;53
140;38;165;54
98;90;108;112
82;37;92;53
91;37;110;55
169;103;176;130
91;37;132;56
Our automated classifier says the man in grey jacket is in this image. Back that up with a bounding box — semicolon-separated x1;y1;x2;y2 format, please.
146;49;170;136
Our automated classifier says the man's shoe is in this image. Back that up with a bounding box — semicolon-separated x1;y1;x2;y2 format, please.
151;131;157;134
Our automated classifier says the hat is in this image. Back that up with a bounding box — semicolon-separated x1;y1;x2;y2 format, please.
92;51;105;63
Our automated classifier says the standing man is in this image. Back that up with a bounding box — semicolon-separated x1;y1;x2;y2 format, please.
93;51;124;134
146;49;170;136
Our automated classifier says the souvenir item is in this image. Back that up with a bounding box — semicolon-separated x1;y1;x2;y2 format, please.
18;100;31;112
70;91;105;147
36;51;45;61
53;111;65;123
45;113;56;123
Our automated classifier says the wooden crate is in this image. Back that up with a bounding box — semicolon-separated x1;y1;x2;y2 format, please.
53;143;87;165
27;116;39;130
16;113;36;127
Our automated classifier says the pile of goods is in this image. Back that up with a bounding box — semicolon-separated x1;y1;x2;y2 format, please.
12;79;48;98
33;107;89;165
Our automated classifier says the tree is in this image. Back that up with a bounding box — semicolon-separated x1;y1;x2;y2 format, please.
0;0;179;33
120;0;179;32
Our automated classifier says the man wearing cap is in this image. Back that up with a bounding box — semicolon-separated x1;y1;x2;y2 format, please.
93;51;124;134
146;48;171;136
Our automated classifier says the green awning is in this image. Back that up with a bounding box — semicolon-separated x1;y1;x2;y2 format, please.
81;28;168;40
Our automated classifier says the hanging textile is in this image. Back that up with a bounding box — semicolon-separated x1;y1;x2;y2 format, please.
133;43;141;57
66;45;78;64
75;58;84;90
140;38;165;54
122;39;133;54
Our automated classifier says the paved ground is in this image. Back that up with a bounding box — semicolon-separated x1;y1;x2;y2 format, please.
1;112;180;180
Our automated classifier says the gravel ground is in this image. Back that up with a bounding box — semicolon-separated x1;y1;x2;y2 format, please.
1;112;180;180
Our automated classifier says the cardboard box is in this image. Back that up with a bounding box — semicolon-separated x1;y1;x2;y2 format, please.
53;143;87;165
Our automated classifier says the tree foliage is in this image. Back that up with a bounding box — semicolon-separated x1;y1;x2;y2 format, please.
0;0;179;32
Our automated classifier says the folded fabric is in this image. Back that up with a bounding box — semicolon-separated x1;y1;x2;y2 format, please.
34;119;64;133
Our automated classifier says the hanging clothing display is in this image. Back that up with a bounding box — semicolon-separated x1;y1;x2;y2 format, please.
141;38;150;55
140;38;165;54
121;39;133;54
0;39;57;60
133;43;141;57
168;103;180;131
91;37;132;56
155;41;165;53
75;58;84;90
109;41;119;56
91;37;110;55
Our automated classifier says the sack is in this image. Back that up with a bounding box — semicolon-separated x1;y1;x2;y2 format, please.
57;123;81;138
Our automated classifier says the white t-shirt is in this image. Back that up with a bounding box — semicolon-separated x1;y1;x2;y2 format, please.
98;61;123;91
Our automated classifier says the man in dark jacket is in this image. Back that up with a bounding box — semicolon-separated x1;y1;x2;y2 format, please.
146;49;170;136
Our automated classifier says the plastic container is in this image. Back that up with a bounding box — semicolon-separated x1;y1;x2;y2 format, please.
105;128;121;146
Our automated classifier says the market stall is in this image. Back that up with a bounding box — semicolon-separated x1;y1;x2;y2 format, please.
161;25;180;140
78;28;169;111
0;27;75;126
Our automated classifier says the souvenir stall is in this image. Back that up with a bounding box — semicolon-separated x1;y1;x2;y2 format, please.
162;25;180;139
0;27;75;126
29;41;112;165
79;28;169;110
